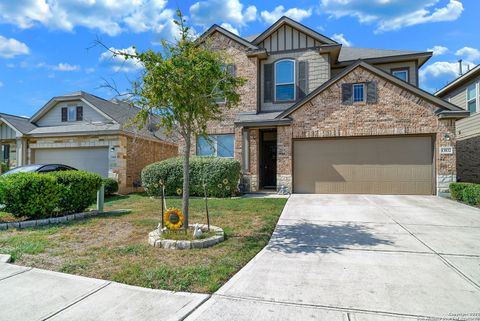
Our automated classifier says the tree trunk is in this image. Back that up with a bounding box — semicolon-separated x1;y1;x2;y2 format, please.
182;130;191;230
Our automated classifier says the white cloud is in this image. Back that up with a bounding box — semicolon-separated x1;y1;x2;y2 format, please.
320;0;463;33
260;5;312;24
455;47;480;62
99;47;143;72
190;0;257;26
331;33;352;47
52;63;80;72
6;63;15;68
85;68;96;74
0;35;30;58
0;81;3;87
428;45;448;56
220;23;239;35
0;0;179;40
419;60;469;83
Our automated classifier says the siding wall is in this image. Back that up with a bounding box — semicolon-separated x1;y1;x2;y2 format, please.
331;60;418;86
0;123;17;139
443;74;480;111
260;51;330;112
456;111;480;139
35;100;109;127
258;24;325;52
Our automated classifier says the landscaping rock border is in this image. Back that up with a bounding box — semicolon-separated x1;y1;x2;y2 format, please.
0;209;130;230
148;224;225;250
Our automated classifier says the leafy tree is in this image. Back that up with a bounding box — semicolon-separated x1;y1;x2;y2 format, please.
104;11;245;228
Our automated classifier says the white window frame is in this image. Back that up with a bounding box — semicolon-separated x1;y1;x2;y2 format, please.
67;106;77;122
466;83;478;113
274;59;296;102
392;69;409;82
353;83;365;102
197;134;235;158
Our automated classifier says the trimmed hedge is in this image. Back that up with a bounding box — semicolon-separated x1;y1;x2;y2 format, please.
103;178;119;196
449;182;480;206
0;173;60;218
0;171;103;219
50;171;103;214
142;157;241;198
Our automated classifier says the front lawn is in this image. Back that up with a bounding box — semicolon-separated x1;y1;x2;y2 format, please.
0;194;286;293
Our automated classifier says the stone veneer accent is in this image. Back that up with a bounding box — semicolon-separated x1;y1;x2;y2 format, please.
456;136;480;183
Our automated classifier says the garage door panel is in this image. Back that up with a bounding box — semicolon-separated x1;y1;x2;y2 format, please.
33;148;109;177
294;137;433;195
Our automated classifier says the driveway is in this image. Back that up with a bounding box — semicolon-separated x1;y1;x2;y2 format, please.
187;194;480;320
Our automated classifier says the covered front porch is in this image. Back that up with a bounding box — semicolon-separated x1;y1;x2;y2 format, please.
0;116;28;169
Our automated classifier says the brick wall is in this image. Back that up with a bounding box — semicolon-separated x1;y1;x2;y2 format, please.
456;136;480;183
122;135;178;194
283;65;457;194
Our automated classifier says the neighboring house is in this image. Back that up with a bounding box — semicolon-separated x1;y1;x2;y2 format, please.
184;16;469;195
0;91;177;193
435;64;480;183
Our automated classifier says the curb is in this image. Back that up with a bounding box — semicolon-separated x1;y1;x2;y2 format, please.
0;254;11;263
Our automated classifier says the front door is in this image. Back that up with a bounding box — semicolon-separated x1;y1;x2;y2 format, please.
260;130;277;189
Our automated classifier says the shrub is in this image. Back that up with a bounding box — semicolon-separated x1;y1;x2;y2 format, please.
0;162;9;174
103;178;119;196
0;173;60;218
449;182;480;206
49;171;103;214
142;156;241;198
462;184;480;206
449;182;471;202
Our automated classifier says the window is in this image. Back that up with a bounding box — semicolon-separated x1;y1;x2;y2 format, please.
467;84;477;113
214;64;235;104
392;69;409;82
275;59;295;101
67;106;77;121
197;134;234;158
353;84;365;102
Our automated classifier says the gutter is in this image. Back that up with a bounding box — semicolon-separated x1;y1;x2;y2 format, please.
234;118;292;127
436;110;471;119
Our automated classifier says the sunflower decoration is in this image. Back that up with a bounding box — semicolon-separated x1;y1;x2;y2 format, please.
164;208;184;230
176;188;182;196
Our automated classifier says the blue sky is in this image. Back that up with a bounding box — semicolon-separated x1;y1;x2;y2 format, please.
0;0;478;116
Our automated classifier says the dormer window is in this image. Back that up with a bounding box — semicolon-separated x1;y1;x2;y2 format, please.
392;68;409;82
67;107;76;121
275;59;295;101
61;106;83;122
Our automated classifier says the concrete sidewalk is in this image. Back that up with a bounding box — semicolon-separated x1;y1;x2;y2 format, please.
0;264;209;321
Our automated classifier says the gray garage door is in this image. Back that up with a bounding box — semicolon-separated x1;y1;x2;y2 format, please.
293;136;433;195
33;147;109;177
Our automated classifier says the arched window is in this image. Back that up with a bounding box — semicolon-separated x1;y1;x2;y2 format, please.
275;59;295;101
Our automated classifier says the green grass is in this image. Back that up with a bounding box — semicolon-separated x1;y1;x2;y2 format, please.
0;193;286;293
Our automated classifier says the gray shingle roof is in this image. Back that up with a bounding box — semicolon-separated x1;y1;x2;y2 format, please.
0;113;37;134
75;91;172;142
338;47;425;62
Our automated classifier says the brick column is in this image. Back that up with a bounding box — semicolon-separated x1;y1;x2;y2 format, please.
277;126;292;192
436;118;457;194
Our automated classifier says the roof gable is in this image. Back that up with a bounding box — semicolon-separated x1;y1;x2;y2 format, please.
0;113;37;135
197;24;258;50
277;61;466;119
252;16;338;50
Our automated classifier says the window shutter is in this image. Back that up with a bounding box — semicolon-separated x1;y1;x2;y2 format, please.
61;107;68;122
341;83;353;105
76;106;83;121
264;63;273;103
297;61;308;99
366;81;377;104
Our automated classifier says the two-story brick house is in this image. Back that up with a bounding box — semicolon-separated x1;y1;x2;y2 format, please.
184;16;469;195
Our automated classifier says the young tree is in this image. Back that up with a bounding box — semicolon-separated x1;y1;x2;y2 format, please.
106;11;245;228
